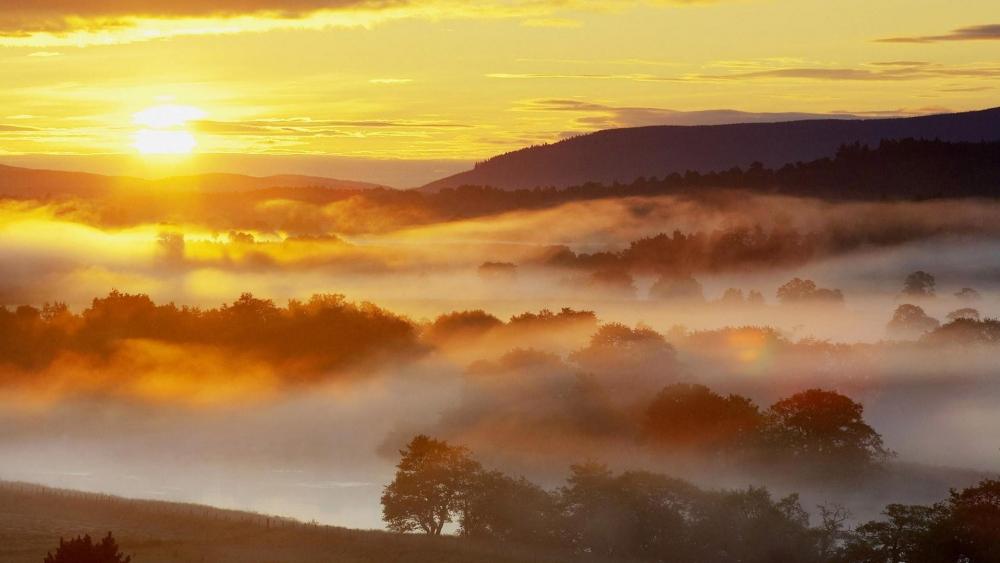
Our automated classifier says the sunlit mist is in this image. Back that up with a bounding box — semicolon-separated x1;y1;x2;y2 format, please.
2;2;999;560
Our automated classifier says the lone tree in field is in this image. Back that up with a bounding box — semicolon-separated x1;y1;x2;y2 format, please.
44;532;131;563
381;435;481;535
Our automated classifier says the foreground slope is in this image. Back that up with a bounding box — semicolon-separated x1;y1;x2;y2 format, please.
0;482;597;563
422;107;1000;191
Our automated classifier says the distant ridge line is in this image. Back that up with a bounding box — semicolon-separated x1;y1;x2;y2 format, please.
421;107;1000;191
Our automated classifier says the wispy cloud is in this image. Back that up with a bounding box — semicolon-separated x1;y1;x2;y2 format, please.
368;78;414;85
516;98;948;131
0;0;722;46
0;124;44;132
877;23;1000;44
518;99;852;129
491;60;1000;84
190;118;472;138
520;17;582;28
486;72;678;81
692;61;1000;82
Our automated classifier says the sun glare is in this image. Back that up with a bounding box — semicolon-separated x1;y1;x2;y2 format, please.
134;129;198;155
132;104;204;155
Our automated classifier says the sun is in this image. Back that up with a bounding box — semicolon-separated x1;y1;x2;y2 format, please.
134;129;198;155
132;104;205;155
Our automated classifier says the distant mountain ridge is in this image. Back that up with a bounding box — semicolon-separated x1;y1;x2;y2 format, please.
421;107;1000;191
0;164;387;199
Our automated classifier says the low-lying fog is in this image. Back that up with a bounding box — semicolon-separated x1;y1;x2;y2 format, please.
1;192;998;529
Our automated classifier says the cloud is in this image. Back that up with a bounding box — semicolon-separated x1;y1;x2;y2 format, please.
191;118;471;138
521;17;583;28
487;72;678;82
517;99;876;129
695;61;1000;82
368;78;414;84
877;24;1000;44
938;85;993;93
0;0;725;45
490;60;1000;85
0;124;44;132
0;1;398;29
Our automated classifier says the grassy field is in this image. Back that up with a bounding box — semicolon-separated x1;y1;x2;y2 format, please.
0;481;603;563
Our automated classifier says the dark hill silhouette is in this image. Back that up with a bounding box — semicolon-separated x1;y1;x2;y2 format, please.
0;164;387;199
421;107;1000;191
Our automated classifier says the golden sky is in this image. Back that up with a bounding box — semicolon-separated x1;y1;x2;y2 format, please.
0;0;997;180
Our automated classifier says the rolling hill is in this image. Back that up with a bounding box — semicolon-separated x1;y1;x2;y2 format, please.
422;107;1000;191
0;481;602;563
0;164;387;199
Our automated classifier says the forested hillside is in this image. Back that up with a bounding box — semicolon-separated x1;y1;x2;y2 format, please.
423;108;1000;191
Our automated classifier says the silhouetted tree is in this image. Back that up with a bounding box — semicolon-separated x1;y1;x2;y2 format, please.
570;323;677;375
902;270;936;298
44;532;131;563
762;389;891;472
840;504;947;563
838;479;1000;562
923;317;1000;346
459;470;558;545
954;287;981;302
381;435;481;535
155;232;185;264
643;383;762;455
719;288;745;306
690;488;822;563
776;278;843;305
507;308;598;332
944;479;1000;561
886;304;940;339
424;310;503;342
585;269;637;297
946;308;980;322
557;463;703;560
815;503;850;560
649;275;705;302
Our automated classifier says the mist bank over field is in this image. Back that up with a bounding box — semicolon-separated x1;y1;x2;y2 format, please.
2;137;999;534
5;189;1000;342
1;287;999;530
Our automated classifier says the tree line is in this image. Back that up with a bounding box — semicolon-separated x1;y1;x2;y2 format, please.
0;291;420;377
382;435;999;563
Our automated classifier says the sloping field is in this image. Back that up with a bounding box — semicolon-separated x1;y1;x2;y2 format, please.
0;482;599;563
